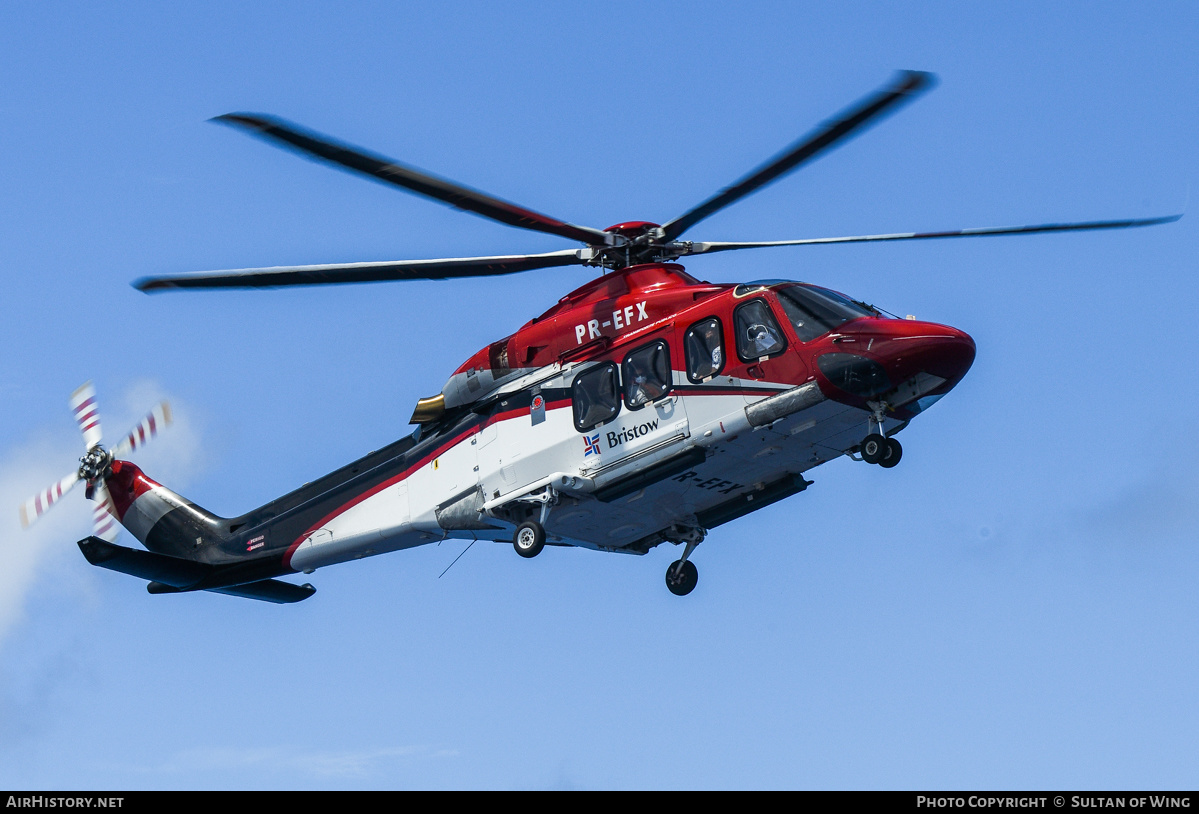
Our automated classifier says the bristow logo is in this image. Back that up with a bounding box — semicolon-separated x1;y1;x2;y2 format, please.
606;419;658;448
583;434;601;456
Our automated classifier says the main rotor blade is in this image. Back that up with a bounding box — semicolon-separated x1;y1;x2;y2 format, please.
675;214;1182;256
661;70;935;241
134;250;589;292
214;114;615;247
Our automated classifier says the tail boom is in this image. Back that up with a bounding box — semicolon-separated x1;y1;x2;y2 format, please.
103;460;227;557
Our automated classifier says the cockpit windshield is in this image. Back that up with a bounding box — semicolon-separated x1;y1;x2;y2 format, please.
775;284;878;342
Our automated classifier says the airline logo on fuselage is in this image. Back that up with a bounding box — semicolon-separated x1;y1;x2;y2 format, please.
606;419;658;449
574;301;649;345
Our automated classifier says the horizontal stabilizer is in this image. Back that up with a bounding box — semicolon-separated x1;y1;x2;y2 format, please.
79;537;316;604
148;579;315;604
78;536;210;588
207;579;316;604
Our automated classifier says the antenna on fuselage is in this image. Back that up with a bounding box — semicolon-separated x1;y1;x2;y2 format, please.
438;539;478;579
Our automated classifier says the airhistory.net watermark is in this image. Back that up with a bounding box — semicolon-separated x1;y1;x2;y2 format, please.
6;798;123;808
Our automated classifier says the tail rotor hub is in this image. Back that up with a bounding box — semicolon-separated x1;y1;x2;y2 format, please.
78;446;113;482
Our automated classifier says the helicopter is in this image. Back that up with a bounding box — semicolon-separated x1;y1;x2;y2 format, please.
20;70;1177;601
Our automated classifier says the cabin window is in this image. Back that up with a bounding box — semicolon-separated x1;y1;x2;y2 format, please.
623;340;671;409
684;317;725;382
734;298;786;361
488;339;511;375
572;362;621;431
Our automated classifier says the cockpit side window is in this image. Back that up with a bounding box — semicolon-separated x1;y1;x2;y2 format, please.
572;362;621;431
776;284;876;342
622;340;671;409
684;317;725;382
733;299;787;362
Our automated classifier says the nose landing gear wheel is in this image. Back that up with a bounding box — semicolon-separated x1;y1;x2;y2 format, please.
513;520;546;558
879;437;902;468
665;559;698;596
860;433;887;464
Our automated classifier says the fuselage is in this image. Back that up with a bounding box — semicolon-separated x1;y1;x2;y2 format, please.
101;263;975;580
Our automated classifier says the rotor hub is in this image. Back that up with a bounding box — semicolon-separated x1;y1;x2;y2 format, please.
596;222;684;269
78;446;113;482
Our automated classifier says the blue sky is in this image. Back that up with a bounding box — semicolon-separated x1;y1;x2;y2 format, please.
1;1;1197;790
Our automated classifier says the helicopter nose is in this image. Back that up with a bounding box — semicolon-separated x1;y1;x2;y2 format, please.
882;321;976;387
817;319;975;403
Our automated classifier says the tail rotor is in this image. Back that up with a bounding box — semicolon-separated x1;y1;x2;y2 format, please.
69;381;103;451
111;401;172;459
17;471;81;529
18;382;171;542
90;481;120;542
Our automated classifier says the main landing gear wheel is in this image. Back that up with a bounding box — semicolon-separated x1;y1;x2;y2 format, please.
513;520;546;558
879;437;902;468
860;433;887;464
665;559;698;596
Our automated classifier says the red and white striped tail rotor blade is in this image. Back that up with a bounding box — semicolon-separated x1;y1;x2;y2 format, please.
90;480;120;542
70;381;103;450
111;401;172;459
18;471;81;529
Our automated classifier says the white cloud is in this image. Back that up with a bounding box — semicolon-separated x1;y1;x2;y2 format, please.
112;379;208;490
0;435;91;647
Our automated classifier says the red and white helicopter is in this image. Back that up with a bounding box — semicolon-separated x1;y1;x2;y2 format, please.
21;71;1176;601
